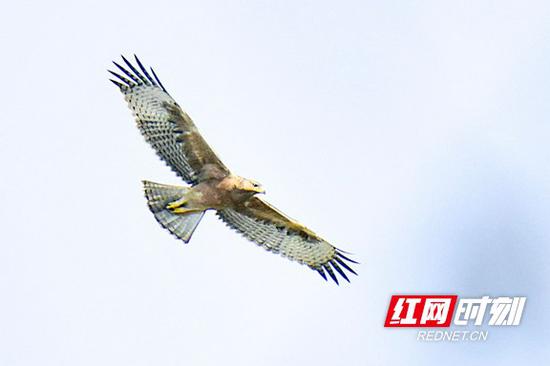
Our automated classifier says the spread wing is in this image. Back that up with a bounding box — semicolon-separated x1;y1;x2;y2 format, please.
109;55;230;185
216;197;358;284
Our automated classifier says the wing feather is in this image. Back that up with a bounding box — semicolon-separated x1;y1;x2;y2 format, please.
110;55;230;184
216;197;357;284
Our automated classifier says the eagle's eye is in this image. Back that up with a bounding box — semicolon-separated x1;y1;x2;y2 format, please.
253;183;259;187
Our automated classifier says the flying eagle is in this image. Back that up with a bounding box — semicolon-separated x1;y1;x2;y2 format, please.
109;55;357;284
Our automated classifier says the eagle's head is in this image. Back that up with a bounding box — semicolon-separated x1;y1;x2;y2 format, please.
237;177;265;194
218;175;266;200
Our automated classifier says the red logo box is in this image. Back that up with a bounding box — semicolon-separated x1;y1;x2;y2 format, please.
384;295;458;327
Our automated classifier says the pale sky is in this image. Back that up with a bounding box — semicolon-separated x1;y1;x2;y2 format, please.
1;1;549;365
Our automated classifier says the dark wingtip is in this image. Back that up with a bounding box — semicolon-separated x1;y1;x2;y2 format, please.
336;250;359;264
108;69;134;87
334;256;358;276
316;267;328;281
112;59;142;85
323;264;339;285
313;254;358;284
335;247;354;255
112;60;124;70
150;67;167;92
120;55;134;73
109;78;125;89
330;260;350;283
121;55;149;85
134;54;157;86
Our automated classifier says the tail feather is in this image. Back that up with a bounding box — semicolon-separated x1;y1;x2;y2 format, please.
142;181;204;243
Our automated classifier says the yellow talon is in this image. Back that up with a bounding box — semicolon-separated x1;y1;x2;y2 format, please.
167;197;187;210
171;207;199;214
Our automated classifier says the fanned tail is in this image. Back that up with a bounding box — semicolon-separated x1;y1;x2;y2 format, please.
142;181;204;243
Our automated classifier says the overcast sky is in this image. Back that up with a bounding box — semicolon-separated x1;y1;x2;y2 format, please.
1;1;549;365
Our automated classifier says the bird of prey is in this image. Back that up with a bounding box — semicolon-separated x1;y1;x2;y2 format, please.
109;55;357;284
